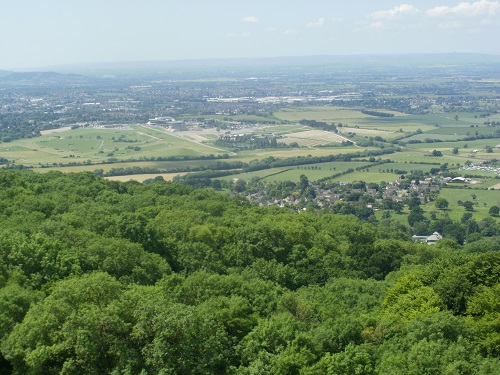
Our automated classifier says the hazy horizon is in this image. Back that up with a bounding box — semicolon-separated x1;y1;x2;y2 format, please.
2;0;500;70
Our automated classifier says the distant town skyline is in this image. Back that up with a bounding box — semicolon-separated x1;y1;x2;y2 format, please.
1;0;499;70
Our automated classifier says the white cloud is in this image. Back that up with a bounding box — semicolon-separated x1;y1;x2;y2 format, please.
307;17;325;28
426;0;500;17
225;33;238;38
241;16;259;23
426;6;449;17
369;21;385;29
370;4;419;19
284;29;298;35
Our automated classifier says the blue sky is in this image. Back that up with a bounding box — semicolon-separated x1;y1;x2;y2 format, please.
1;0;499;69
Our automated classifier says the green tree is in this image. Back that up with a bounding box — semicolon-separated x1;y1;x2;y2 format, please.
377;312;497;374
435;198;449;210
2;272;133;374
408;197;422;211
488;206;499;216
381;274;443;329
463;201;475;211
466;284;500;357
234;179;247;193
408;210;426;227
299;174;309;192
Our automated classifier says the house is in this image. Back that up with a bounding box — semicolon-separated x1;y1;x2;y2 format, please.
426;232;443;245
450;177;470;183
412;232;442;245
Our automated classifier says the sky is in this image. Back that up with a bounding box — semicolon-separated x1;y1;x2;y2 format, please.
1;0;499;70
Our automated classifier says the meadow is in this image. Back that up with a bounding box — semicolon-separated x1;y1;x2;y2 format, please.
218;161;371;183
425;187;500;222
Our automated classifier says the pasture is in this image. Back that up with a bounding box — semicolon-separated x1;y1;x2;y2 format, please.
218;161;372;183
273;106;407;123
422;187;500;222
234;146;367;163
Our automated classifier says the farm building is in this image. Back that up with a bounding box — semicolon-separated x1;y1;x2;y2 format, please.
412;232;443;245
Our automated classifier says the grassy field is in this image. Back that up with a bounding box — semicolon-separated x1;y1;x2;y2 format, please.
389;145;499;166
256;124;308;135
0;125;229;167
377;186;500;225
37;159;236;174
233;146;369;162
366;162;439;174
423;188;500;222
273;106;407;123
281;130;346;146
330;170;405;184
218;161;371;183
1;106;499;193
272;107;480;137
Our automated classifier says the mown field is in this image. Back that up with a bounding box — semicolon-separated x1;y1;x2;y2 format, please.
0;125;225;167
105;172;188;182
273;106;406;123
218;161;371;183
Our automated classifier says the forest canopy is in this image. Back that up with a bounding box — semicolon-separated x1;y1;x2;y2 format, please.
0;169;499;374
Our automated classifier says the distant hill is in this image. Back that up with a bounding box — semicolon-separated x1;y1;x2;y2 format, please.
5;53;500;81
33;53;500;73
0;71;92;86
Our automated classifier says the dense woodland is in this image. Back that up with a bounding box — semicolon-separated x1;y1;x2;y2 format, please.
0;170;499;374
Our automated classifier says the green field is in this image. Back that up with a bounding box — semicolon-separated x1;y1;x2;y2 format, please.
0;125;231;168
274;106;407;123
378;186;500;225
233;146;367;163
423;187;500;222
1;106;499;190
212;158;446;185
218;161;371;183
366;162;438;174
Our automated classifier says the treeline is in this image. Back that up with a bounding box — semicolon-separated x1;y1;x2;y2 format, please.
316;160;389;183
0;170;499;374
460;128;500;141
98;160;246;177
214;134;297;149
38;153;232;170
173;148;398;187
243;148;397;172
361;110;395;117
299;119;338;132
0;113;42;142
